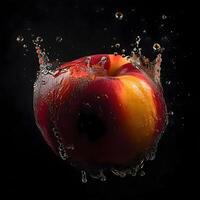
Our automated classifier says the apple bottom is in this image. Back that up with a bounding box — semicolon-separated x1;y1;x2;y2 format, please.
35;73;165;169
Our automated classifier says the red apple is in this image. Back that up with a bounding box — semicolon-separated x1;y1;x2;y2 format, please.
33;54;167;169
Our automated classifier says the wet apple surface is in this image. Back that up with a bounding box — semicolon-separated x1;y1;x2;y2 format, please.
33;54;167;172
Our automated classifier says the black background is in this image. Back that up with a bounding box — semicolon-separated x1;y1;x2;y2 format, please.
1;0;195;199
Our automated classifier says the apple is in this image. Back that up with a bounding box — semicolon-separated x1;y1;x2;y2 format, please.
33;54;167;169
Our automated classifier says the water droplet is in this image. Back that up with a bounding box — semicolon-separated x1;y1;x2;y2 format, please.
142;29;147;34
111;169;126;177
114;52;118;56
122;54;126;57
85;56;91;67
162;14;167;20
153;43;161;51
135;36;141;50
115;43;120;48
81;170;87;183
16;35;24;42
168;111;174;116
166;80;171;85
103;27;108;31
104;94;109;99
161;36;169;42
99;171;106;181
115;11;123;20
136;36;141;42
140;163;144;169
133;47;137;52
131;168;137;176
149;152;156;160
89;170;106;181
100;56;107;62
42;80;46;85
35;36;43;43
66;144;74;150
121;49;126;53
140;170;145;176
23;44;27;48
46;64;53;71
171;59;176;65
56;36;63;43
160;24;164;28
59;149;68;160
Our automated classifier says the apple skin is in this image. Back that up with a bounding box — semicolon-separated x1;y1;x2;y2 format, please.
33;54;167;168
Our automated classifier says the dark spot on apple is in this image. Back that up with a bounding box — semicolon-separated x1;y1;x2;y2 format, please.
77;110;106;142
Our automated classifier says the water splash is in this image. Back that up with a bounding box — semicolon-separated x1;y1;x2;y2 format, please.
78;155;152;183
127;38;163;87
52;127;69;160
31;34;167;183
32;36;57;76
